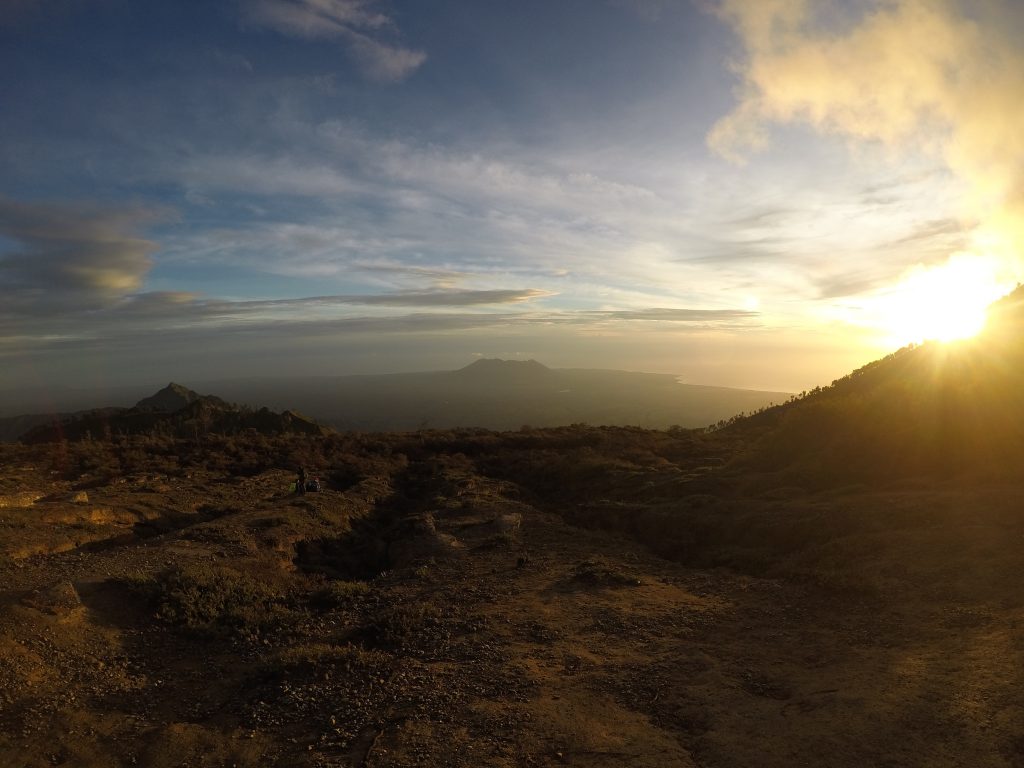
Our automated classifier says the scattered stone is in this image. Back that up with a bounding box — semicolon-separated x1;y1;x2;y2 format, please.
20;580;83;618
0;492;43;508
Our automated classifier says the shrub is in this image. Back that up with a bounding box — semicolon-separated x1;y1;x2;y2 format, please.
154;562;290;636
117;570;161;602
312;580;372;608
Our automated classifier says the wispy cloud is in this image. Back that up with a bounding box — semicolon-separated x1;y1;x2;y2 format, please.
322;288;553;307
588;308;759;323
243;0;426;82
204;288;554;311
0;302;759;355
178;154;358;198
0;247;750;352
350;262;470;287
0;198;161;313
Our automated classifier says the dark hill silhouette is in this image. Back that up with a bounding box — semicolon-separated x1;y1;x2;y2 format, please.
19;385;330;444
726;284;1024;485
134;382;227;412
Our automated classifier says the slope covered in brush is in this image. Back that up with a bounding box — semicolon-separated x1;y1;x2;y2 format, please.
726;286;1024;484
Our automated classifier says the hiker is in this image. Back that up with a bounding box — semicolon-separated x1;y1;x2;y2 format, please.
297;467;306;495
308;477;321;493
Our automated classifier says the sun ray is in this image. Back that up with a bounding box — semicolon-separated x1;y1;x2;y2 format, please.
861;254;1012;347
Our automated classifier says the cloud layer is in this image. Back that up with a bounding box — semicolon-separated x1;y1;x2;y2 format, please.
2;0;975;394
710;0;1024;275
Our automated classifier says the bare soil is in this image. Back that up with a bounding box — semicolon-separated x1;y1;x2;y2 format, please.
2;441;1023;767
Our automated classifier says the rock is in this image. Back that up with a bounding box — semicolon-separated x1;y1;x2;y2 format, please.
0;492;43;508
20;581;83;618
72;491;89;504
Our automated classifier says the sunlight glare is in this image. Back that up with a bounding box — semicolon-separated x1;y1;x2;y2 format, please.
867;255;1010;346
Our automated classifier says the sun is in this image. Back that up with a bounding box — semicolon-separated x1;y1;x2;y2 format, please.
866;255;1009;346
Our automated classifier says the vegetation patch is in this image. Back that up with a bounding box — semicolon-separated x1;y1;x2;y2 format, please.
311;579;373;608
152;562;293;636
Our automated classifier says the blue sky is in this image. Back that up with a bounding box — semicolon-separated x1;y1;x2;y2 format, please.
2;0;1021;397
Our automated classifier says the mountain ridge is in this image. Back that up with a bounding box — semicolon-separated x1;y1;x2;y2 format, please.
0;363;791;441
18;385;331;444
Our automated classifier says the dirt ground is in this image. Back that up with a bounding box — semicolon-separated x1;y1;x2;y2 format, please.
2;448;1023;767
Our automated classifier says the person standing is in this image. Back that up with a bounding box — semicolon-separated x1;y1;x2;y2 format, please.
297;466;307;495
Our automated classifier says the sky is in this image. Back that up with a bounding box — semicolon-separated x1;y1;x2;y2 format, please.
2;0;1023;398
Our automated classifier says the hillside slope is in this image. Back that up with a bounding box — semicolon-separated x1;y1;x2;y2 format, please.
723;285;1024;485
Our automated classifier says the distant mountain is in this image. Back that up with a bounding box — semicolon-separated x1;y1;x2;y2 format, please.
452;358;555;384
727;284;1024;483
188;362;791;432
135;382;227;412
18;385;331;444
1;363;792;441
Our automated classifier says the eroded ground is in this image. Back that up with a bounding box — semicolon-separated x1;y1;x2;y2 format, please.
2;436;1023;767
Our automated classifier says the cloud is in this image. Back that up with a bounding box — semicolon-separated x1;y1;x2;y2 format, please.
158;123;687;293
0;256;750;352
247;0;391;33
178;154;358;198
244;0;426;82
351;262;470;286
709;0;1024;275
343;30;427;82
196;288;553;312
590;308;759;323
322;288;553;307
0;198;159;312
885;218;966;249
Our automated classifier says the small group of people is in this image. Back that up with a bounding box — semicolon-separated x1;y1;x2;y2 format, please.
295;467;322;495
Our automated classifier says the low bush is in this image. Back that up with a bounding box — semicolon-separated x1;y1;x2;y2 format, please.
153;562;292;636
311;580;372;608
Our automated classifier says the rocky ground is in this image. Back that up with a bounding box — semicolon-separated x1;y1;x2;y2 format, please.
2;436;1024;767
